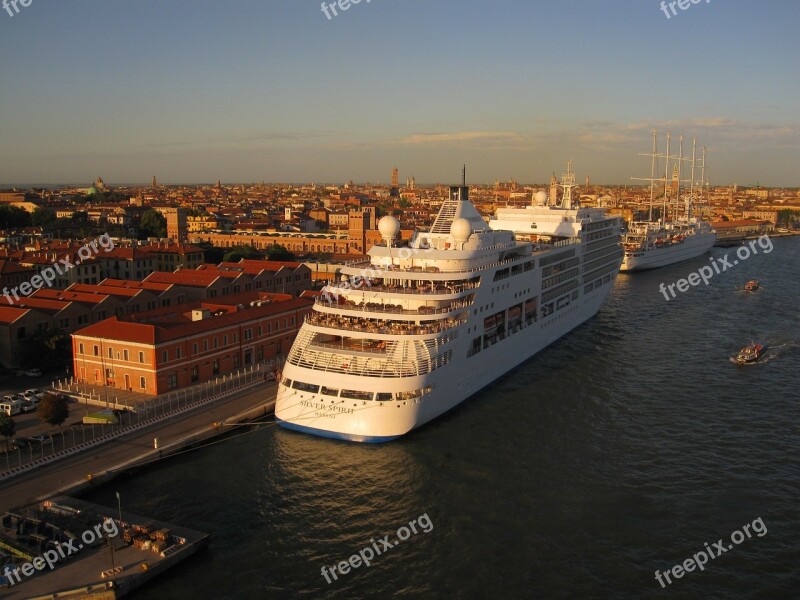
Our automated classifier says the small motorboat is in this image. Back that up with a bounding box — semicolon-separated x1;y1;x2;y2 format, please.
744;280;759;291
736;343;765;364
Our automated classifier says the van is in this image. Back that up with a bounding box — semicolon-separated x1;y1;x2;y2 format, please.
0;400;22;416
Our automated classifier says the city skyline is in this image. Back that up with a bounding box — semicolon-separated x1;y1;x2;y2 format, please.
1;1;799;186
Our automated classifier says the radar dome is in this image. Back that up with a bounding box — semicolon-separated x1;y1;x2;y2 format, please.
450;217;473;242
378;215;401;240
535;190;547;205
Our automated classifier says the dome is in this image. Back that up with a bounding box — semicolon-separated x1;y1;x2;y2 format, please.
378;215;401;240
534;190;547;205
450;217;473;242
87;186;98;195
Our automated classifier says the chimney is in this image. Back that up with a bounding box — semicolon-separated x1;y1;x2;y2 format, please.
191;308;211;321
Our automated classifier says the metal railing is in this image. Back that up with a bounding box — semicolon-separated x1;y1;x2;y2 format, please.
0;358;284;479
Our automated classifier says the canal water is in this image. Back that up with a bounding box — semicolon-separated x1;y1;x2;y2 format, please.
83;236;799;599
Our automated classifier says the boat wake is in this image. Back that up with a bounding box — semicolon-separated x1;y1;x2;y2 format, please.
729;340;797;365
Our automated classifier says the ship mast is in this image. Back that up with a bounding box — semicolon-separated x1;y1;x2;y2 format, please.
688;137;697;219
649;129;657;221
631;129;666;223
559;159;577;210
663;132;671;225
675;135;683;222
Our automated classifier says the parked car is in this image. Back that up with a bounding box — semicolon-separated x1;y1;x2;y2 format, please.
24;369;43;378
20;401;36;413
22;389;43;399
0;398;23;416
30;434;52;443
12;438;31;448
22;394;41;409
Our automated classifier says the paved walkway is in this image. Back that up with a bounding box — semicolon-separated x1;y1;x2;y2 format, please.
0;381;279;511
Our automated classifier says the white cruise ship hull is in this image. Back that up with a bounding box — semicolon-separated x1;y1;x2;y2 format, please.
276;183;623;442
275;274;616;442
621;230;716;271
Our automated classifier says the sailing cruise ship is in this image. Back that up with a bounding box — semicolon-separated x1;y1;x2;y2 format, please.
275;169;623;442
621;131;716;271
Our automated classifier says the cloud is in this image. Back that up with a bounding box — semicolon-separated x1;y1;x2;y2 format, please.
398;131;524;145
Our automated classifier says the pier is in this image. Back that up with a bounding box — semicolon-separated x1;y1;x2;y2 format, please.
0;381;278;597
1;497;209;599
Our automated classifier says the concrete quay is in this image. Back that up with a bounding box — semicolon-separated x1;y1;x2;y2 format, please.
0;381;278;512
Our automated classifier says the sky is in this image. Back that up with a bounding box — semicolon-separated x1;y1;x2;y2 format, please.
1;0;799;186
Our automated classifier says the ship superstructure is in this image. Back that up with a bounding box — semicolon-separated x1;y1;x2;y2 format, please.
275;169;623;442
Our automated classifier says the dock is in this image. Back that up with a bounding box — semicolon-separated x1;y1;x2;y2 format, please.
0;383;278;598
1;497;209;599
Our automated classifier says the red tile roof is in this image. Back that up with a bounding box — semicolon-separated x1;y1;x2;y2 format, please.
144;271;221;287
8;297;71;313
238;259;304;271
100;278;173;292
67;283;142;298
74;296;312;344
0;260;35;275
32;289;110;305
0;306;27;324
194;264;249;279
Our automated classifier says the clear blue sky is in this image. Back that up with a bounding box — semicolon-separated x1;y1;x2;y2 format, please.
1;0;798;186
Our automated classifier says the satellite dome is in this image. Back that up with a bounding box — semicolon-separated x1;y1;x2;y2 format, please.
450;218;473;242
535;190;547;205
378;215;401;240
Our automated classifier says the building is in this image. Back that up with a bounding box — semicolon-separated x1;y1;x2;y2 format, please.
745;189;770;200
0;192;26;203
142;242;205;272
161;207;188;242
191;231;356;255
0;260;36;291
94;247;158;281
187;214;220;233
71;292;313;395
710;219;772;244
741;210;778;225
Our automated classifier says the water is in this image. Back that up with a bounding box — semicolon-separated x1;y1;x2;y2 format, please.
83;236;800;599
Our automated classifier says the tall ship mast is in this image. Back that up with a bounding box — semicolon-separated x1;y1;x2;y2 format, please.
275;166;623;442
621;131;716;271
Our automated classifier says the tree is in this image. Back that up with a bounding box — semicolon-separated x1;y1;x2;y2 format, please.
265;244;296;261
0;205;32;228
196;242;225;264
223;245;263;263
777;209;800;229
38;394;69;432
31;207;57;229
20;329;71;370
139;209;167;239
0;413;16;452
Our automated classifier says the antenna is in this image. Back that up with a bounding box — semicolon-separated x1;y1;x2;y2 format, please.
461;164;466;186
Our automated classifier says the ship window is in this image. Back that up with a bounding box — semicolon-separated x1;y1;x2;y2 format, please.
376;392;393;401
341;390;373;400
321;386;340;397
281;378;293;387
292;381;320;393
397;389;422;400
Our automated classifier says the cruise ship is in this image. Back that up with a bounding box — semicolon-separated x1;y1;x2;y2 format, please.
621;131;716;271
275;170;623;442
